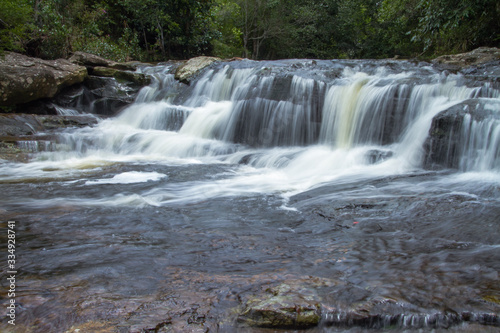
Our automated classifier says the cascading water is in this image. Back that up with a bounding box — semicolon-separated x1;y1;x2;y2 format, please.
30;59;499;201
1;59;499;332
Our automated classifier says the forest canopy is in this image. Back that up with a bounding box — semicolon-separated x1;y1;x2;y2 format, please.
1;0;499;61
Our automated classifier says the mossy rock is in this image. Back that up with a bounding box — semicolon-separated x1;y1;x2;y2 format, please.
238;285;321;329
239;295;321;328
92;67;151;86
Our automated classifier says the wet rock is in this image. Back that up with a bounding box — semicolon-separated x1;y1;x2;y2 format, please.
0;113;98;136
37;114;99;130
46;75;145;116
0;114;45;136
84;75;143;115
92;66;151;87
0;52;87;106
322;297;500;330
238;283;321;328
424;98;500;169
174;56;220;84
365;149;393;164
0;113;97;161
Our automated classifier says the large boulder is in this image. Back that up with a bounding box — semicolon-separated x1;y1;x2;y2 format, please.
174;56;220;84
7;52;153;116
0;52;87;106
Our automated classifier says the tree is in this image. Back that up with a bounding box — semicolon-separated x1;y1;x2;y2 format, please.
120;0;216;60
411;0;500;55
211;0;244;58
236;0;288;59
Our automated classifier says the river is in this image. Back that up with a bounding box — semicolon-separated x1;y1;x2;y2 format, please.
1;59;499;332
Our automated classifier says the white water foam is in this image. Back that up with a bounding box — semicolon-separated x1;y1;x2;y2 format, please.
85;171;167;185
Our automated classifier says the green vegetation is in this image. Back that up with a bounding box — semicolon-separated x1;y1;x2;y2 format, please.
0;0;498;61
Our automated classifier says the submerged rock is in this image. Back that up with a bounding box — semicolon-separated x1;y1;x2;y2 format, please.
174;56;221;84
0;52;87;106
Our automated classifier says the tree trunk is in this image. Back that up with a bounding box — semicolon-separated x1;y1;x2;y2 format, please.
142;27;149;52
157;21;166;58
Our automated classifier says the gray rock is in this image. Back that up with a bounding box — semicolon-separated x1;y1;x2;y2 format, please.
69;51;142;71
174;56;220;84
424;98;500;169
68;51;116;68
0;52;87;106
0;113;98;162
0;113;98;136
0;114;45;136
432;47;500;71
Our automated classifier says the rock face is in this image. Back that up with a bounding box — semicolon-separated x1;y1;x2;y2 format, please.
0;51;154;116
432;47;500;70
65;52;151;115
0;52;87;106
174;56;220;84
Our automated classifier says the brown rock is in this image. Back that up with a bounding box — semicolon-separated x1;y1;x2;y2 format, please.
0;52;87;106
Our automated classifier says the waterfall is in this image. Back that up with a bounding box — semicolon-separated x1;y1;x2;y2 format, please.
57;61;498;172
17;59;498;201
460;113;500;171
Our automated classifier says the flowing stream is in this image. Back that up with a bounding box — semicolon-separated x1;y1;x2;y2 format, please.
1;59;499;332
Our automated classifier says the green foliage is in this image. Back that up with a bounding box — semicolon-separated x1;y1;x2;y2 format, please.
0;0;33;52
119;0;216;60
411;0;500;55
1;0;499;61
211;0;244;58
73;28;142;62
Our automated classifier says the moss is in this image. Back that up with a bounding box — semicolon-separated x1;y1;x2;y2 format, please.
482;295;500;305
